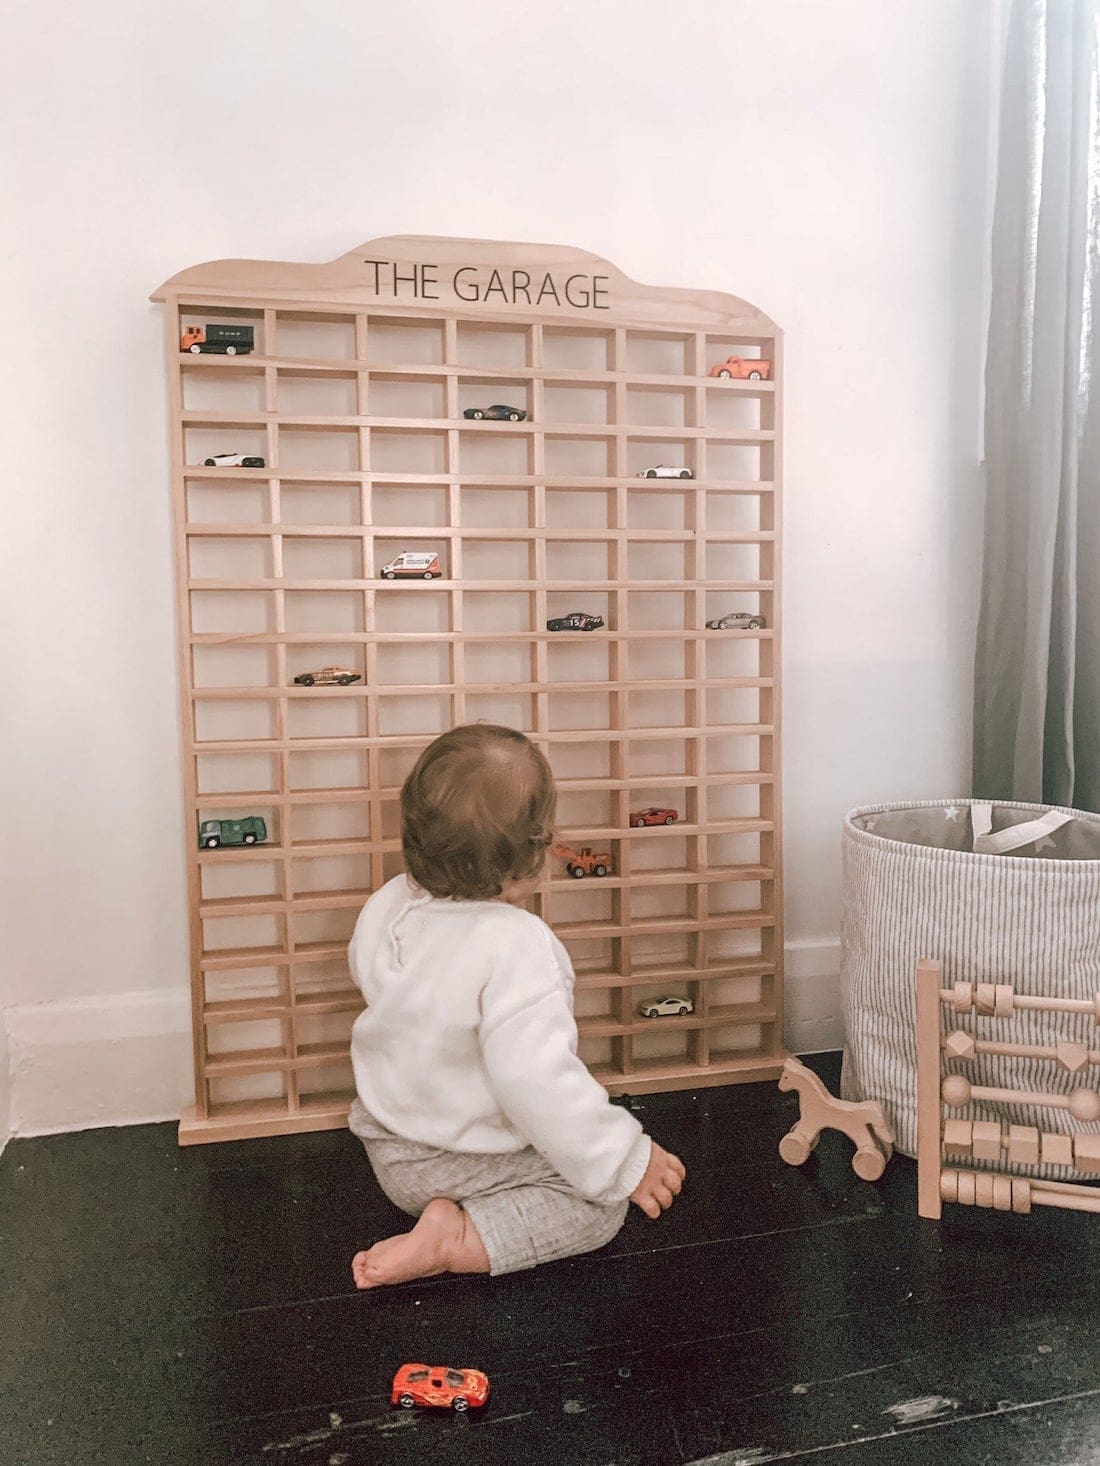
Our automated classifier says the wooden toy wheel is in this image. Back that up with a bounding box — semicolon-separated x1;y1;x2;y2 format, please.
778;1129;815;1166
852;1145;887;1182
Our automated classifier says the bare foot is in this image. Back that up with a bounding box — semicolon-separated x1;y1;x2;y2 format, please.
352;1197;490;1290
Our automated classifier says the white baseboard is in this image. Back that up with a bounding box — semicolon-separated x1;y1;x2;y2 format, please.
783;938;845;1054
1;940;844;1139
0;1021;10;1156
4;989;194;1138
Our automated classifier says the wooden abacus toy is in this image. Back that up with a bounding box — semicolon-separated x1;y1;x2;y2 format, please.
915;958;1100;1220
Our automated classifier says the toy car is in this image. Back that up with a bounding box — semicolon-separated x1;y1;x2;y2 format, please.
181;324;255;356
198;817;267;850
463;404;527;421
202;452;266;468
709;356;772;381
392;1363;490;1412
554;843;612;878
630;807;678;827
293;666;361;686
381;551;442;579
546;612;604;632
638;465;693;479
705;612;766;630
638;995;694;1018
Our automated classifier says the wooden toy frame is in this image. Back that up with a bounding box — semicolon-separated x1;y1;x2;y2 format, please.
153;235;786;1145
916;959;1100;1219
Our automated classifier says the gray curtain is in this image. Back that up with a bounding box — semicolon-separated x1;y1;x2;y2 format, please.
974;0;1100;811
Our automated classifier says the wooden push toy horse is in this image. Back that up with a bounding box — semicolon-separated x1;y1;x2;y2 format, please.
778;1056;895;1181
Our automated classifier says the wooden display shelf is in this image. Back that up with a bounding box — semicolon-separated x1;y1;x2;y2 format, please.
158;234;785;1142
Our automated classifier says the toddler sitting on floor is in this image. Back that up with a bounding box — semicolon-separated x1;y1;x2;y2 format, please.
349;722;685;1287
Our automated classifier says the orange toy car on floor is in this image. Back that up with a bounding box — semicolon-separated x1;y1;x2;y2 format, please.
391;1363;490;1412
708;356;772;380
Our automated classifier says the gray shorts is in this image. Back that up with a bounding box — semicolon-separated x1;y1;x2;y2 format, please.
349;1098;629;1276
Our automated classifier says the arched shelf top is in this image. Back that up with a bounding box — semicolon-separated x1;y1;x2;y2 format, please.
152;234;779;336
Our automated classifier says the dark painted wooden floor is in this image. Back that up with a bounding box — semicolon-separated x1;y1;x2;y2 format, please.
2;1053;1099;1466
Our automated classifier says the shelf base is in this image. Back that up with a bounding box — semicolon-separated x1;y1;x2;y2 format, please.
177;1100;351;1146
601;1051;788;1097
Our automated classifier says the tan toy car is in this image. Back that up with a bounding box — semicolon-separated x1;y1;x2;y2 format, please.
293;666;361;686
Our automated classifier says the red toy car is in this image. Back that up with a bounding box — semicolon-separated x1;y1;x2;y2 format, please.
630;807;679;827
392;1363;490;1412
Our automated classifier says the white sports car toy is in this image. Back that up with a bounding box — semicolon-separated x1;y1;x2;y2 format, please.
638;465;693;479
202;452;266;468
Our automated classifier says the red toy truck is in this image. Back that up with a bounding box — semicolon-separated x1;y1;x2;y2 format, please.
708;355;772;380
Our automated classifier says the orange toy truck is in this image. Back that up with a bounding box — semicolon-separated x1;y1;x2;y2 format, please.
708;355;772;381
553;843;612;878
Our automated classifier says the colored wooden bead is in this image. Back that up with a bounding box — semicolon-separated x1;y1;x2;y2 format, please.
1068;1088;1100;1122
941;1074;972;1107
957;1169;977;1205
992;1176;1013;1211
1007;1124;1040;1166
974;1173;996;1207
943;1029;976;1060
994;984;1014;1017
1056;1042;1089;1074
1041;1132;1074;1167
971;1120;1003;1163
952;981;974;1013
939;1169;960;1203
975;983;997;1016
1073;1135;1100;1174
943;1119;974;1157
1011;1178;1032;1214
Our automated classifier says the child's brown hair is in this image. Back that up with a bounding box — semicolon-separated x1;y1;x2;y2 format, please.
400;724;556;900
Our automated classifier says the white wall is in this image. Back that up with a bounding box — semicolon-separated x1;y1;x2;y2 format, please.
0;0;998;1131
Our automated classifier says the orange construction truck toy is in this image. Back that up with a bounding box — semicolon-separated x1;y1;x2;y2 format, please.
553;843;613;879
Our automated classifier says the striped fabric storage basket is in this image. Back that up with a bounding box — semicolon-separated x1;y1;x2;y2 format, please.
840;799;1100;1172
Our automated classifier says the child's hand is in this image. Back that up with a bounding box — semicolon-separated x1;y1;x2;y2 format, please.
629;1142;686;1219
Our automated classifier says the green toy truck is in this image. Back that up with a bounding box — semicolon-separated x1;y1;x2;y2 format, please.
198;817;268;850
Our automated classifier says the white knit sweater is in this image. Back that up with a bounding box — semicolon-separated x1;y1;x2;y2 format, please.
348;876;651;1204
